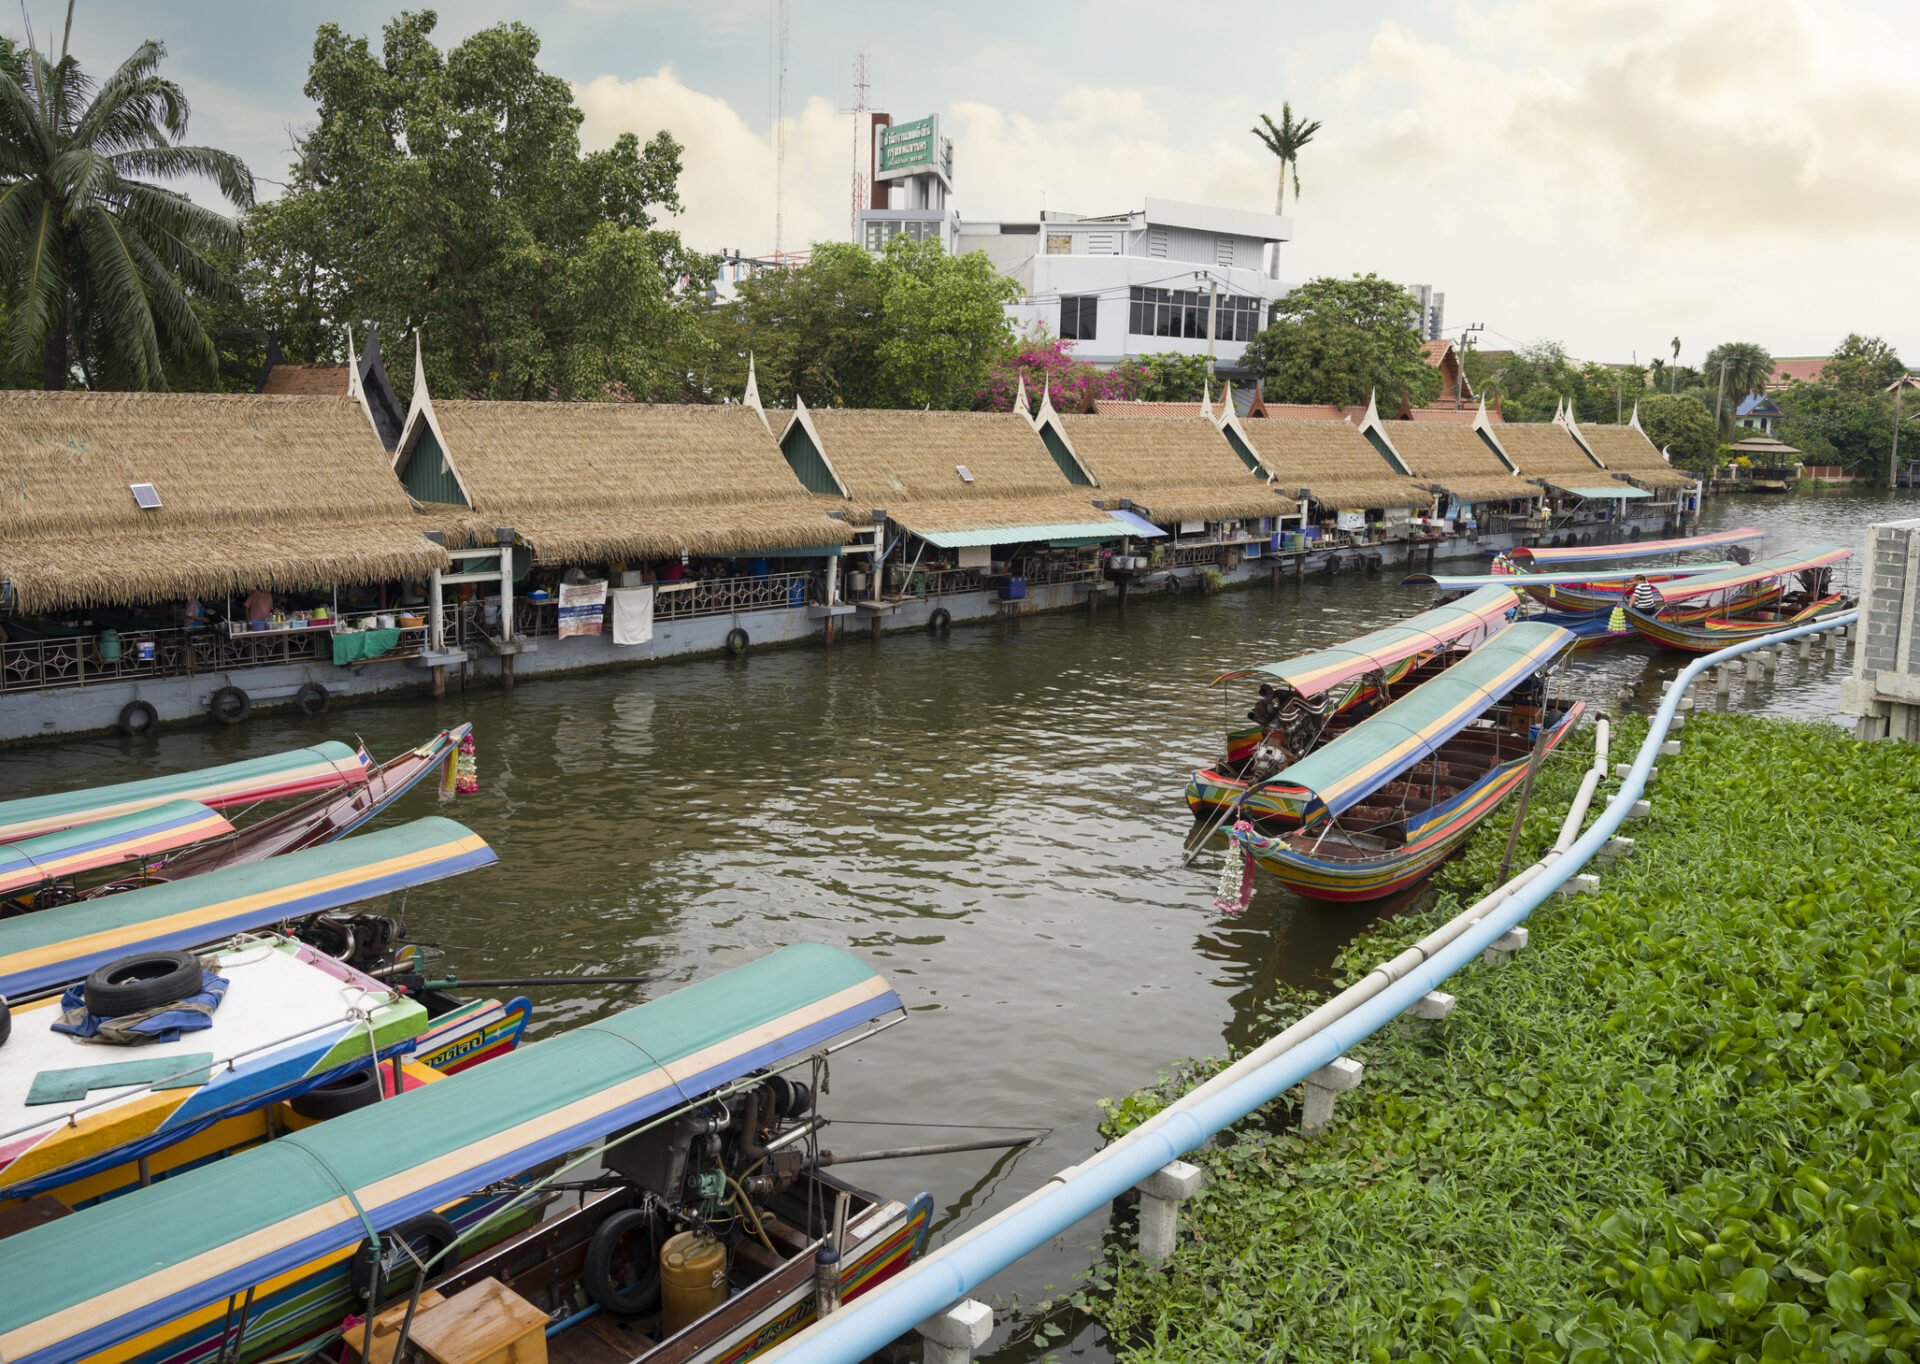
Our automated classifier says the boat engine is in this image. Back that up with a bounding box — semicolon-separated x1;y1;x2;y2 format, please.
602;1072;816;1227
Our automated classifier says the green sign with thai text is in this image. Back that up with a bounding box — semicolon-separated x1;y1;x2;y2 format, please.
878;116;938;175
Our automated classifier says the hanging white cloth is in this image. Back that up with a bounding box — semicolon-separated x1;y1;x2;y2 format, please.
611;586;655;646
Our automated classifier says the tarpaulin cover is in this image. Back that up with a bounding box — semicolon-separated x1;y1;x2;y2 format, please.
0;801;234;896
1512;527;1763;565
1214;585;1519;691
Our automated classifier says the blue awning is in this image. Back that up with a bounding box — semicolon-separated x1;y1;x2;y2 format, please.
1549;483;1653;500
912;521;1125;549
1106;509;1168;538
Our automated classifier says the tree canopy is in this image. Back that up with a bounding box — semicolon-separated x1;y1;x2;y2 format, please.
0;20;253;389
1134;351;1217;403
1239;273;1439;408
1823;333;1905;395
1701;341;1775;403
701;238;1018;410
975;331;1143;414
243;9;711;401
1635;393;1717;470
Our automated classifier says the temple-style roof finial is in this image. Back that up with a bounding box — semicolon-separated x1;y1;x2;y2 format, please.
743;352;762;411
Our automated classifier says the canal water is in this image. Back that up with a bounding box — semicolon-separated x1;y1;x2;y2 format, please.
2;489;1905;1359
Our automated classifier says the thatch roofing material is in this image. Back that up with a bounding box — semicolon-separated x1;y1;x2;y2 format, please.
1576;425;1696;491
1052;414;1286;523
1493;424;1608;481
802;409;1107;531
1092;398;1230;419
1383;424;1531;502
259;364;351;397
422;401;851;563
0;392;445;613
1232;419;1434;511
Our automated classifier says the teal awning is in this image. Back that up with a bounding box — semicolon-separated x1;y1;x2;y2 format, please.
760;544;845;557
912;521;1124;549
1550;483;1653;500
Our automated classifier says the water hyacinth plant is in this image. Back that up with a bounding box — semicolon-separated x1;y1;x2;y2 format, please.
1074;714;1920;1363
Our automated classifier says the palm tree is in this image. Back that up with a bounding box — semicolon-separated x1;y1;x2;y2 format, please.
1703;341;1775;399
1669;336;1680;391
1251;104;1321;279
0;7;253;389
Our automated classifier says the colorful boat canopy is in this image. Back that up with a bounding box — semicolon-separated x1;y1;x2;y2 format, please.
1406;561;1737;591
0;800;235;896
1635;544;1851;606
0;816;495;1000
1512;527;1763;565
1214;585;1520;691
1273;620;1576;825
0;943;902;1364
0;742;370;844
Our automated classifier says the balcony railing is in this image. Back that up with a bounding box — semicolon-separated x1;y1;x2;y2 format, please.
449;572;819;649
0;623;335;695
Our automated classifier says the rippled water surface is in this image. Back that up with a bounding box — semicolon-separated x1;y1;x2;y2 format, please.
4;488;1905;1358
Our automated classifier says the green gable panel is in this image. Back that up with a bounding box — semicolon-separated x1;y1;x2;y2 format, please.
401;427;468;506
1222;427;1263;473
781;422;842;496
1362;427;1414;475
1038;423;1094;486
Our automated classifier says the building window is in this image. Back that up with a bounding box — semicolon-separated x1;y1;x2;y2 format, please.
1060;296;1098;341
1046;233;1073;255
1127;287;1265;342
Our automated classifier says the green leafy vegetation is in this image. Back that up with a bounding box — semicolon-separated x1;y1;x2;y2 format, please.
1241;273;1441;408
1086;714;1920;1362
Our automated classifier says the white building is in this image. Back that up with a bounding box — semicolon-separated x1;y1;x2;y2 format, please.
955;198;1294;375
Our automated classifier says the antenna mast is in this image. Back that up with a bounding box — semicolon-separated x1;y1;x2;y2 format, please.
847;53;870;243
773;0;790;260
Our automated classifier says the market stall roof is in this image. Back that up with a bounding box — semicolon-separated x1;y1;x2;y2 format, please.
393;396;851;564
1221;416;1434;511
1548;482;1654;500
1275;621;1576;825
1043;413;1290;525
783;407;1120;541
1493;422;1608;483
1573;420;1697;492
0;393;447;614
1378;422;1529;503
1214;585;1520;690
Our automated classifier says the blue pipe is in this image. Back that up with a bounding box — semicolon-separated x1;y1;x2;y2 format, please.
767;612;1856;1364
545;1303;600;1338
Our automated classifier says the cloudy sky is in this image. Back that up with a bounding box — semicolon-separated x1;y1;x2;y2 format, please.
28;0;1920;368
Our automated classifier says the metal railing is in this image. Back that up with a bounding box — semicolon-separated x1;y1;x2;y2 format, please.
448;572;817;650
761;610;1859;1364
0;624;334;694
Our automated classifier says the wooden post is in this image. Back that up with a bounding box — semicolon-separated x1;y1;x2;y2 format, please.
1295;553;1305;585
870;613;882;641
431;665;446;697
1117;578;1129;613
501;653;515;689
1496;719;1556;884
1088;586;1099;617
823;615;835;648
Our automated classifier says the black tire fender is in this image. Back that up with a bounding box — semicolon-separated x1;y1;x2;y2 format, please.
294;682;330;716
291;1067;384;1121
584;1208;667;1315
117;700;158;736
1165;573;1182;594
928;607;951;633
209;686;251;725
84;950;202;1017
350;1212;459;1309
0;998;11;1051
725;627;749;655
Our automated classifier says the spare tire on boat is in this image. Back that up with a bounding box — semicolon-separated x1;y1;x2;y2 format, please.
584;1208;667;1315
83;950;201;1017
350;1212;460;1308
292;1067;383;1121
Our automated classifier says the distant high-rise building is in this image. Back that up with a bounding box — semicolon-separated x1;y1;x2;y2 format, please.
1407;284;1445;341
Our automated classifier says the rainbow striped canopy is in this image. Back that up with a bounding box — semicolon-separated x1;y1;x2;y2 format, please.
1275;621;1576;824
0;743;370;843
1512;527;1762;564
1214;586;1520;692
1638;544;1850;606
1410;561;1738;591
0;816;494;999
0;943;902;1364
0;800;234;895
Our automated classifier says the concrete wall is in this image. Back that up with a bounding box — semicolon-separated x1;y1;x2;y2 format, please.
2;514;1683;746
1842;517;1920;739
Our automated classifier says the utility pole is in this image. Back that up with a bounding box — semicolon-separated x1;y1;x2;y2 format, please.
1714;359;1730;441
1200;272;1221;383
1892;383;1904;491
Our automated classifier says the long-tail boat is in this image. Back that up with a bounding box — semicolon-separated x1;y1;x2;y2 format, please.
1623;545;1855;653
1228;621;1582;901
0;943;930;1364
1504;526;1764;569
0;819;528;1207
0;727;473;911
0;742;372;843
1187;586;1521;821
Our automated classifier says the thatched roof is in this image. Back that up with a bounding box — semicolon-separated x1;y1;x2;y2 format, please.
1051;414;1288;523
412;400;851;564
1230;419;1434;511
1092;398;1230;420
0;392;445;614
1493;423;1608;481
1576;424;1695;491
259;363;351;397
1383;423;1531;502
798;408;1111;533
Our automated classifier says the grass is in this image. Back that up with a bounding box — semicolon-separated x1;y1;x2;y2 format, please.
1073;713;1920;1362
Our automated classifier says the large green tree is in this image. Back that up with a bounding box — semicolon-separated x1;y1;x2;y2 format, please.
1635;392;1717;470
701;238;1017;409
1775;381;1899;474
1135;351;1216;403
1240;273;1439;408
0;18;253;389
1701;340;1775;406
1823;333;1905;395
245;10;711;401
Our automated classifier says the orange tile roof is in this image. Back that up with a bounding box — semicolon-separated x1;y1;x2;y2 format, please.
259;363;352;397
1419;339;1452;365
1767;357;1829;388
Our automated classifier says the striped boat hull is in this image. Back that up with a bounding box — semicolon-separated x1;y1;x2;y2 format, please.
1234;702;1585;902
1626;595;1851;653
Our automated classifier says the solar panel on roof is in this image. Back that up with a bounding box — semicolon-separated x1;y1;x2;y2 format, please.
956;465;974;483
129;482;161;510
